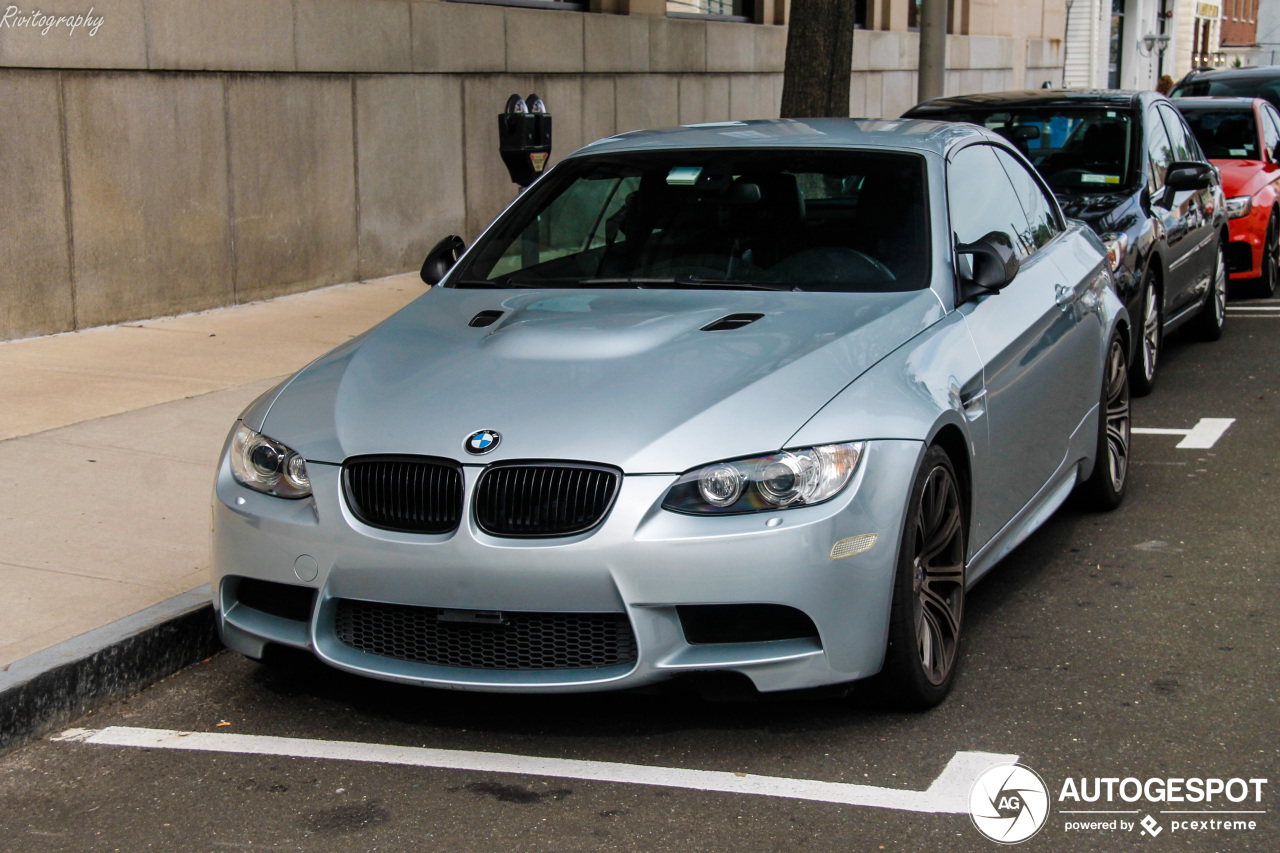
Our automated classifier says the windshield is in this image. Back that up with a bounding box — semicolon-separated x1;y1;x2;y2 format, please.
1173;77;1280;110
920;107;1137;193
1178;109;1261;159
450;150;931;293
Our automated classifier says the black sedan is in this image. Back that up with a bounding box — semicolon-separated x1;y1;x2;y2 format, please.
1171;65;1280;111
904;90;1229;396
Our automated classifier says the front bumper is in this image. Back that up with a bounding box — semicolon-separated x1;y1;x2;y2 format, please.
211;440;923;693
1227;200;1269;279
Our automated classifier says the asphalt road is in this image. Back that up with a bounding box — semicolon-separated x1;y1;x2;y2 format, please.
2;297;1277;853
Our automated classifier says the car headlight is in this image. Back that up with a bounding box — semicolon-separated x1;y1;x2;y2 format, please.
662;442;864;515
1226;195;1253;219
229;422;311;499
1101;233;1128;272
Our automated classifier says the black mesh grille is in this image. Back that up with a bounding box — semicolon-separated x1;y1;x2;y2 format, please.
474;464;619;537
1227;240;1253;274
342;456;463;534
334;600;638;671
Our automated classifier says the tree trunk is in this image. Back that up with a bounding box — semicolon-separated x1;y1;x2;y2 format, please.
779;0;858;118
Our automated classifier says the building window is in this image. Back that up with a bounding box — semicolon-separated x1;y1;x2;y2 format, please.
449;0;586;10
667;0;756;19
1107;0;1126;89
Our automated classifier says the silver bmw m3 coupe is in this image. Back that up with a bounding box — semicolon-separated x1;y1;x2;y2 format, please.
212;119;1131;707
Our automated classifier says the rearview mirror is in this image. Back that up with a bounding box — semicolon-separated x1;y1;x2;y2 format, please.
956;232;1020;301
421;235;466;285
997;125;1041;144
1165;160;1213;192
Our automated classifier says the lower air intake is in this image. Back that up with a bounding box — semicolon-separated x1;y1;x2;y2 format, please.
334;600;638;671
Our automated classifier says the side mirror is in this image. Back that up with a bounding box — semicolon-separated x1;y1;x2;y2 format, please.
1165;160;1213;191
421;235;466;285
956;232;1020;301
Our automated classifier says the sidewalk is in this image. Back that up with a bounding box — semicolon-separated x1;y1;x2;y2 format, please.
0;273;428;669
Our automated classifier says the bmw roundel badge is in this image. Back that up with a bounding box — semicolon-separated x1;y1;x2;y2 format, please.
465;429;501;455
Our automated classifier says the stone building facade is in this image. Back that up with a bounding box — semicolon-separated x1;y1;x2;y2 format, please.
1;0;1065;341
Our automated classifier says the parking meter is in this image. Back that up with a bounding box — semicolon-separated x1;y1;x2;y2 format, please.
498;94;552;189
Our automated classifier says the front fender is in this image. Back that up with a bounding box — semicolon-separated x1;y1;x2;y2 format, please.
786;309;982;462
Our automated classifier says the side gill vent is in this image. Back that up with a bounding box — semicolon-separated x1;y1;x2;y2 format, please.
701;313;763;332
469;310;504;328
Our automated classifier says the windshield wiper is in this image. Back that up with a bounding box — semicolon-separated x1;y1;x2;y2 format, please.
456;276;792;291
573;278;671;288
575;276;791;291
673;275;793;291
451;278;544;289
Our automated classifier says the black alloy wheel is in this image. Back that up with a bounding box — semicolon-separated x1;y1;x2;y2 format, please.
1192;239;1228;341
1130;270;1161;397
1077;332;1130;511
881;445;966;709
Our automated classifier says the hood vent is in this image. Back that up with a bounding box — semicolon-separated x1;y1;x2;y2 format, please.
469;310;504;328
701;313;763;332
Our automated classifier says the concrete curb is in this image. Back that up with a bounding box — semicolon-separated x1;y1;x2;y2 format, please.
0;586;221;753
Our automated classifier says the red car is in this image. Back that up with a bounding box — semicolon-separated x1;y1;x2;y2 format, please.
1175;97;1280;297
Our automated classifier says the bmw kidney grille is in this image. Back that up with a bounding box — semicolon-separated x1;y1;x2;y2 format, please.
342;458;619;538
474;463;620;537
342;456;464;534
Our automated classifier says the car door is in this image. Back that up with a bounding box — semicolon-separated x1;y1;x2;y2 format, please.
1158;103;1217;313
992;146;1103;426
1260;104;1280;182
1144;108;1197;315
949;143;1091;535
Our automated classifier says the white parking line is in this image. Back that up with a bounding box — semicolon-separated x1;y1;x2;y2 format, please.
54;726;1016;815
1132;418;1235;449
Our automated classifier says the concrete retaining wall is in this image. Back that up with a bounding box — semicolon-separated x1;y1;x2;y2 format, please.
0;3;1058;341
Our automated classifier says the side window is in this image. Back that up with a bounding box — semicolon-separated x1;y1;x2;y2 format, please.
1158;105;1197;162
992;147;1062;252
487;175;637;280
584;176;639;251
1146;110;1174;191
1261;106;1280;157
948;145;1035;260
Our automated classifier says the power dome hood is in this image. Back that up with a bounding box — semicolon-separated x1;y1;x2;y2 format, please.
260;286;944;474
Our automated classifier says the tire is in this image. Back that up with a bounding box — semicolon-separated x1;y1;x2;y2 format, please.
1191;238;1228;342
1130;269;1161;397
1245;214;1278;299
880;445;967;709
1075;332;1130;512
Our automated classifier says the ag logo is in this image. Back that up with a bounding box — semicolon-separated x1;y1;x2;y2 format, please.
464;429;501;455
969;763;1050;844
